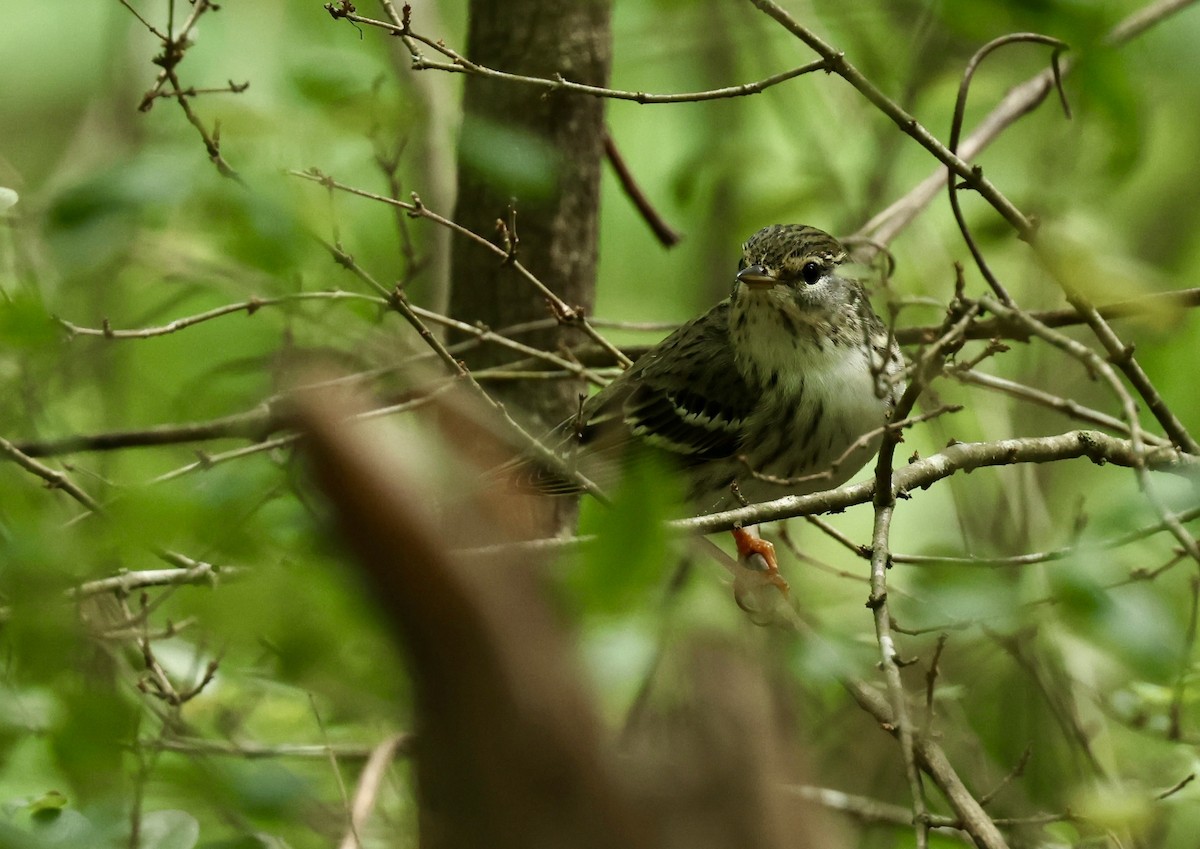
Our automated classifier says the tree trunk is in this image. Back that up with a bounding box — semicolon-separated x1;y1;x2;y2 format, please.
445;0;611;541
448;0;612;432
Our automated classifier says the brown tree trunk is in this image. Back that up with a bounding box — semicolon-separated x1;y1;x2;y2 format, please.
446;0;611;539
448;0;612;432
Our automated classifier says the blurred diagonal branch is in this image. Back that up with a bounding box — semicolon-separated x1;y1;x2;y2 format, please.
291;379;838;849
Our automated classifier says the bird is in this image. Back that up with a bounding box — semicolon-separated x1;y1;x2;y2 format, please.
520;224;904;598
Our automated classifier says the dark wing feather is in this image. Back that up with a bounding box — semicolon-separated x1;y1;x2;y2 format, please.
514;302;754;495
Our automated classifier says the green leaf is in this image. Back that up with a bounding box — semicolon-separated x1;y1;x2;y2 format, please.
573;449;686;614
25;793;66;817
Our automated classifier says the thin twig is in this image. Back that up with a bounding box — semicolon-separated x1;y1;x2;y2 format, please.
740;405;962;487
337;734;409;849
788;785;973;843
947;34;1070;303
1154;772;1196;800
748;0;1033;238
953;369;1172;446
979;295;1200;564
148;384;457;484
144;736;404;760
0;436;102;512
978;747;1032;807
923;633;949;729
1056;281;1200;454
56;291;384;339
291;169;632;368
859;303;982;849
810;505;1200;567
857;0;1199;248
992;631;1108;778
1168;573;1200;739
408;303;608;386
326;4;829;104
1106;0;1200;43
16;405;280;458
318;237;609;499
603;131;682;247
72;561;232;598
140;81;250;103
843;678;1011;849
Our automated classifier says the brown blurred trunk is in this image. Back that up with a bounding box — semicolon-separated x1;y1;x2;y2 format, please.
295;382;837;849
448;0;611;536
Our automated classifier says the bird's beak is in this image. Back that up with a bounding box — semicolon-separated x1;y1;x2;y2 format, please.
736;264;777;290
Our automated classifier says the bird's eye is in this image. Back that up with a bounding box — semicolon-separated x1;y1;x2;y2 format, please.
801;261;824;285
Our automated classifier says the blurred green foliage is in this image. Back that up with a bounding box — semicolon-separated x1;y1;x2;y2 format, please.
1;0;1199;847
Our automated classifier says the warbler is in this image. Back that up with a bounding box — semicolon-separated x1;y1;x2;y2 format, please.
525;224;903;592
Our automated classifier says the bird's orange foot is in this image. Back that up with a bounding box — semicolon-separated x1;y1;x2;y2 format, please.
731;526;789;609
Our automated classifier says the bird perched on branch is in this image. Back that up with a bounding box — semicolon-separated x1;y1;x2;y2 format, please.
522;224;904;597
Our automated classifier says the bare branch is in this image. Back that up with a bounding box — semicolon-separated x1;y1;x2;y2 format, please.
858;0;1199;246
326;5;828;104
857;300;983;849
120;0;244;178
291;169;633;368
676;430;1197;536
747;0;1034;237
15;404;280;458
142;736;409;760
603;130;682;247
55;291;384;339
0;435;102;512
1056;284;1200;454
953;369;1172;446
1154;772;1196;801
739;405;962;488
844;680;1010;849
948;34;1069;305
72;561;233;598
809;506;1200;568
1107;0;1200;43
979;294;1200;563
337;734;410;849
788;785;971;843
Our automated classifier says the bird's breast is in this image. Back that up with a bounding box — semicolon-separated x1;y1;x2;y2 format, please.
733;341;893;502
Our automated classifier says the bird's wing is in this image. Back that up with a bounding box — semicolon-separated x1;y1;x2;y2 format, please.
508;302;755;496
584;302;755;454
617;321;754;462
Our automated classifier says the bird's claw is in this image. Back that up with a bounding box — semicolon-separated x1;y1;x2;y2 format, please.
731;527;789;614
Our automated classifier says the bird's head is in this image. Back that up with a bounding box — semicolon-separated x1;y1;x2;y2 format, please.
734;224;856;315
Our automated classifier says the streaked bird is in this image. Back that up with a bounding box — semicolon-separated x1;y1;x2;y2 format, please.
521;224;904;595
